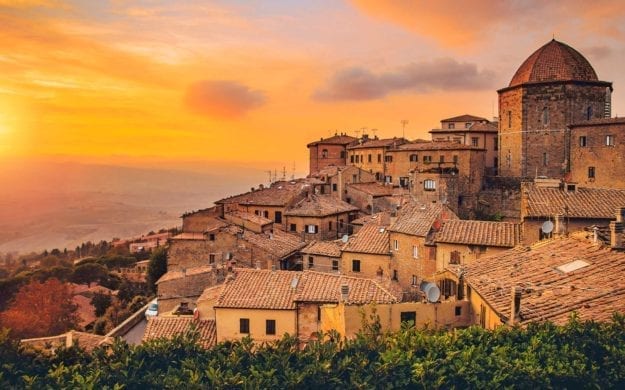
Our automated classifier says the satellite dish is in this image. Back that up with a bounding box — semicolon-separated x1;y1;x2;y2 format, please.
341;234;349;243
420;281;440;303
541;220;554;234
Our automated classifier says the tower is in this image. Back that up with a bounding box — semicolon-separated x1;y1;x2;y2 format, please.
498;39;612;178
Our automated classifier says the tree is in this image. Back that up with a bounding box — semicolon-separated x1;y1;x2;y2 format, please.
0;278;78;339
71;263;108;287
146;247;167;294
91;292;112;317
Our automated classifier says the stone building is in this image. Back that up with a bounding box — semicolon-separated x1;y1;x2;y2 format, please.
300;240;342;273
340;218;392;281
346;136;407;182
498;39;612;179
309;165;376;200
569;118;625;188
307;133;357;175
345;182;396;214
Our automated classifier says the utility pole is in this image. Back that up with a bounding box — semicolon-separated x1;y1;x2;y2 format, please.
401;119;409;139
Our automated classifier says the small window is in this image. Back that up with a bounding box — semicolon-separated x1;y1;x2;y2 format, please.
290;223;297;232
542;107;549;126
275;211;282;224
317;306;321;321
424;179;436;191
350;155;354;163
209;254;215;264
307;225;318;234
339;219;344;229
392;270;398;280
471;137;479;147
588;166;595;179
409;154;418;162
340;150;346;159
455;306;462;316
586;106;593;120
494;137;498;151
579;136;587;147
423;155;432;163
507;111;512;128
240;318;250;334
385;175;392;184
263;211;269;218
266;319;276;335
412;245;418;259
332;183;337;192
450;251;461;264
453;155;458;164
411;275;417;286
448;123;455;129
439;155;445;163
321;149;328;158
352;259;361;272
542;152;548;166
308;256;314;269
209;233;215;241
328;221;333;231
400;311;416;327
368;154;372;163
606;135;615;146
332;260;339;271
352;174;357;182
377;154;381;163
385;155;393;162
393;239;399;251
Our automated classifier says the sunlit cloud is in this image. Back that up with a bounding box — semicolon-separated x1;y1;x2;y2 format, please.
314;59;495;101
184;80;266;119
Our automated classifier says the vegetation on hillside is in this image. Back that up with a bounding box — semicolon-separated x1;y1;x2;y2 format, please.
1;314;624;388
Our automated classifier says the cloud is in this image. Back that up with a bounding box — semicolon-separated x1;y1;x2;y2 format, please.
184;80;266;118
582;45;613;60
314;59;495;101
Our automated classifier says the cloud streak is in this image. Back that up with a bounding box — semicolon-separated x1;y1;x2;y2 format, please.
184;80;266;119
314;59;496;101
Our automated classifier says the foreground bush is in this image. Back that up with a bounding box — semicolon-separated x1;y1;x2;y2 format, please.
1;314;625;388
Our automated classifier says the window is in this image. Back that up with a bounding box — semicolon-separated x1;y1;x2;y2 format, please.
507;111;512;128
240;318;250;334
328;221;333;231
392;270;398;280
321;149;328;158
494;137;498;151
290;223;297;232
352;259;361;272
439;155;445;163
542;152;548;166
209;254;215;264
385;155;393;162
332;260;339;271
588;166;595;179
385;175;392;184
275;211;282;224
424;179;436;191
340;150;346;159
606;135;615;146
450;251;461;265
209;233;215;241
352;174;357;182
332;183;337;191
448;123;455;129
350;155;354;163
412;245;418;258
354;155;359;163
453;155;458;164
465;122;472;129
339;219;344;229
368;154;372;163
266;319;276;335
579;136;587;147
306;225;318;234
542;107;549;126
586;106;593;120
263;211;269;218
317;306;321;321
471;137;479;147
423;155;432;163
399;177;409;188
409;154;418;162
308;256;314;269
455;306;462;316
393;239;399;251
400;311;416;327
377;154;382;163
411;275;417;286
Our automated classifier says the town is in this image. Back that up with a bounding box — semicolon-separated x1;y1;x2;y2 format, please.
9;39;625;353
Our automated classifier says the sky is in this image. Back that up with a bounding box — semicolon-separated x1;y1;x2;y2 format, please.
2;0;625;172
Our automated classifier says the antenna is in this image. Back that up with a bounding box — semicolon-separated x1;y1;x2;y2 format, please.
291;162;295;180
282;166;286;181
401;120;408;139
354;129;361;138
267;170;272;184
371;128;378;138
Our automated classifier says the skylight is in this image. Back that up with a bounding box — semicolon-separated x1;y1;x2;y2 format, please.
555;259;590;274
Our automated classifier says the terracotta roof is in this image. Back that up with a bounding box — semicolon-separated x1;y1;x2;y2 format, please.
434;220;522;247
525;187;625;218
342;222;390;255
351;212;391;226
235;228;306;259
284;194;358;217
462;234;625;325
226;210;273;226
389;202;458;237
307;134;357;147
197;284;224;303
214;268;398;310
395;141;480;151
301;240;342;257
143;317;216;348
569;117;625;127
469;122;498;132
156;265;216;284
440;114;488;122
21;331;108;353
215;180;307;207
509;39;599;87
347;137;407;150
347;182;394;196
171;232;206;240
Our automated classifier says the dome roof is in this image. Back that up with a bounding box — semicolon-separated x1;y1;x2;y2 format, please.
509;39;598;87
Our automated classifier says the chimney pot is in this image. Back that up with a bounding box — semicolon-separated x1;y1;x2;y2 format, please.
609;221;624;249
508;286;522;326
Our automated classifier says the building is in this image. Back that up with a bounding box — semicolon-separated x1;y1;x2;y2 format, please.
498;39;612;179
569;117;625;188
307;133;358;175
340;219;392;281
346;136;408;182
143;317;216;348
300;240;342;273
434;220;522;270
345;182;396;214
156;265;226;313
309;165;376;200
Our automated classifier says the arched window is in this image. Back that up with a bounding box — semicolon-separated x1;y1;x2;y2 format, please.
586;106;593;120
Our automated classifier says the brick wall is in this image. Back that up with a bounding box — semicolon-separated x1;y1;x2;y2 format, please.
309;144;348;175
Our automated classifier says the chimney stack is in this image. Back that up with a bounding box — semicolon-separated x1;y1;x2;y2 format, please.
508;286;522;326
340;284;349;302
554;214;562;236
593;226;600;245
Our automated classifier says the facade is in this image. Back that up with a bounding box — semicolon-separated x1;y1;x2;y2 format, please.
283;194;359;241
569;118;625;188
346;136;407;181
340;221;392;281
300;240;342;273
307;133;357;175
310;165;376;200
345;182;395;214
498;39;612;179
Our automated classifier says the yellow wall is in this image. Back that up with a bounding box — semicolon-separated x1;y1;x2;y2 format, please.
466;285;503;330
214;308;296;343
340;251;391;281
435;242;509;270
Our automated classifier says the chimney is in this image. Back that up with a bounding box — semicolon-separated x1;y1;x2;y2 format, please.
508;286;522;325
255;261;261;270
259;184;264;190
593;226;600;245
616;207;625;223
340;284;349;302
553;214;563;236
271;264;276;271
376;266;384;281
609;220;624;249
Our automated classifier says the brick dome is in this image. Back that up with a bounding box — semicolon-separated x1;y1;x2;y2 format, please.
509;39;598;87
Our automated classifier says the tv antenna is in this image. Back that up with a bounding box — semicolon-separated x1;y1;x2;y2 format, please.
371;128;378;138
401;119;408;139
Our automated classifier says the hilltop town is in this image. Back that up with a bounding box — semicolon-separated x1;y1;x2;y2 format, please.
11;39;625;351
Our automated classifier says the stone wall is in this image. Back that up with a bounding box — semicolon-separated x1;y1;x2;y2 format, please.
309;144;348;175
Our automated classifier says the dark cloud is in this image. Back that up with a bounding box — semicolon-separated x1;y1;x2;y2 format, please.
313;58;496;101
184;80;266;118
583;45;613;60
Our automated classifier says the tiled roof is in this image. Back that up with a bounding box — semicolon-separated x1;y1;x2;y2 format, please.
226;210;273;226
215;180;307;207
307;134;357;147
509;39;599;87
469;122;498;132
569;117;625;127
440;114;488;122
214;268;398;310
301;240;342;257
434;220;521;247
395;141;480;151
143;318;216;348
156;265;216;284
351;212;391;226
389;202;458;237
237;228;306;259
462;234;625;325
342;222;390;255
197;285;224;303
284;194;358;217
347;137;407;150
525;187;625;218
171;232;206;240
347;182;394;196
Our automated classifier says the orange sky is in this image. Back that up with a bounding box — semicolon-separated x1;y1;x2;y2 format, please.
2;0;625;172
